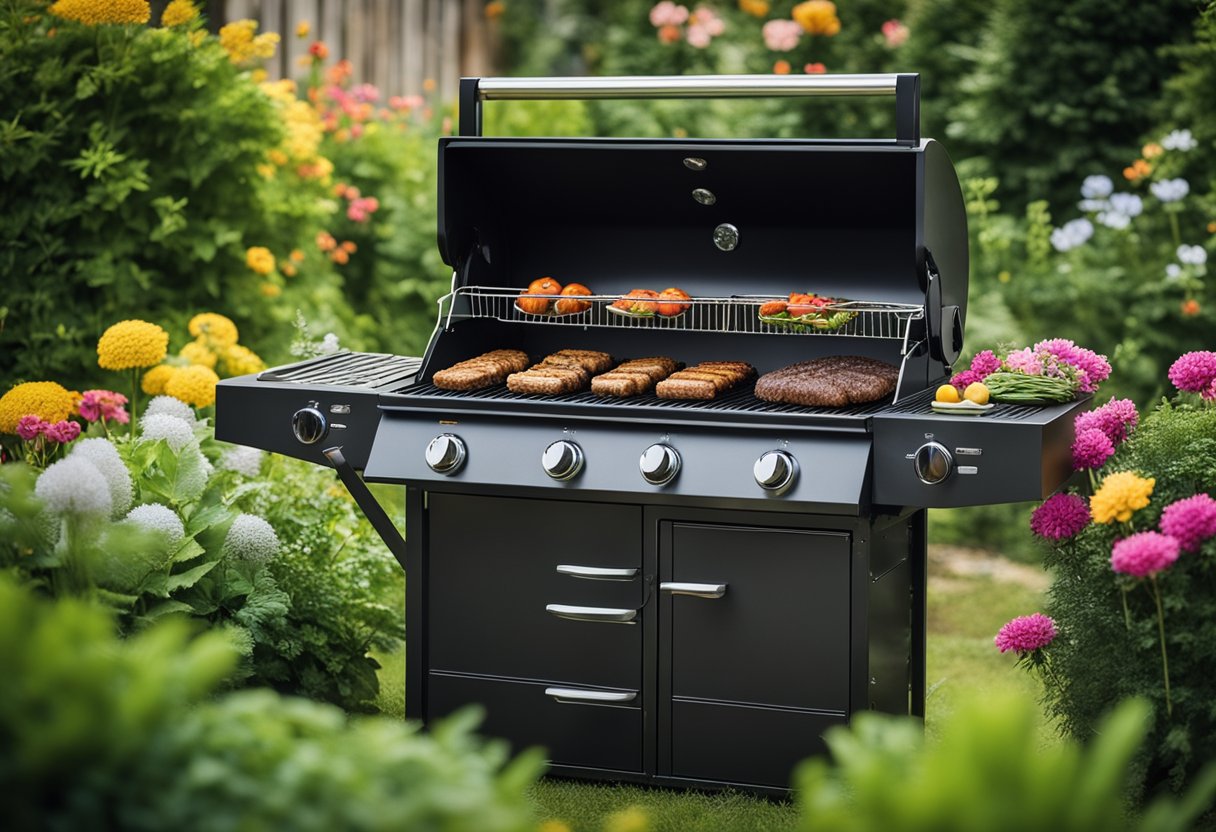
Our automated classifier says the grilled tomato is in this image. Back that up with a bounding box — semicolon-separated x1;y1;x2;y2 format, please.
758;300;788;317
787;292;831;318
612;288;661;314
518;277;563;314
554;282;593;315
657;287;691;316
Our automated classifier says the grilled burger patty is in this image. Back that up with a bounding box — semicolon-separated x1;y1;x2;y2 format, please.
754;356;898;407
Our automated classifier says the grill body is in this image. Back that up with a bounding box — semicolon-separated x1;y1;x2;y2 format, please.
216;74;1088;794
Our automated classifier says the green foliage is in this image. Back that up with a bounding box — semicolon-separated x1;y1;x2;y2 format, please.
0;574;543;832
795;693;1216;832
1042;402;1216;795
1158;2;1216;202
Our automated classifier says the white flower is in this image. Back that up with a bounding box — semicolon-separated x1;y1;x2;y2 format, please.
35;456;111;517
125;503;185;548
222;513;280;562
70;438;133;518
219;446;264;477
1161;129;1197;152
1150;178;1190;203
1107;193;1142;218
1080;175;1113;199
1178;245;1208;266
1050;218;1094;252
318;332;341;355
1098;211;1130;230
1078;198;1109;213
145;395;197;424
1165;263;1183;280
139;413;197;452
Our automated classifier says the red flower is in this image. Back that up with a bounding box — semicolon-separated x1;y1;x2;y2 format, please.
804;62;826;74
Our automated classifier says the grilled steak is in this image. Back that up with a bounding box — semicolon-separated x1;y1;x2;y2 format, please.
753;356;898;407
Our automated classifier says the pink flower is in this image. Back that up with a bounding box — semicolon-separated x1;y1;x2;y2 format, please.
881;19;909;48
763;19;802;51
44;420;81;444
78;390;129;424
389;94;424;110
950;368;984;389
1072;428;1114;470
692;5;724;34
1031;492;1090;540
16;415;49;441
1035;339;1111;393
1074;398;1138;445
1111;532;1180;578
649;0;689;26
351;83;379;103
995;613;1057;654
970;349;1001;377
1168;351;1216;398
1159;494;1216;552
686;25;711;47
1004;347;1042;375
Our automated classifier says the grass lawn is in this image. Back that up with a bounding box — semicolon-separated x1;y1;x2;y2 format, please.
374;545;1054;831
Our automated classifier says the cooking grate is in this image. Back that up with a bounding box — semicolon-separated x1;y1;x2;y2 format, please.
259;352;421;389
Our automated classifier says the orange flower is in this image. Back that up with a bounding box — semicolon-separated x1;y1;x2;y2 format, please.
316;231;337;251
738;0;769;16
1123;159;1152;182
804;62;826;74
290;249;305;262
281;262;297;277
658;24;680;43
260;282;282;298
1182;299;1200;317
1207;221;1216;234
1142;142;1164;159
773;60;791;75
792;0;841;36
485;0;505;19
341;240;357;253
308;40;328;60
330;248;350;265
422;77;437;92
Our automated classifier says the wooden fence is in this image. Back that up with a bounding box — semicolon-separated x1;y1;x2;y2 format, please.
199;0;497;99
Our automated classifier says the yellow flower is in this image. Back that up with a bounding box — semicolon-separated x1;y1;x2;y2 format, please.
220;344;266;376
179;340;218;369
246;246;276;276
485;0;505;19
267;148;288;166
219;19;279;64
738;0;770;16
188;29;206;46
97;320;169;370
49;0;150;25
160;0;197;27
141;364;176;395
1091;471;1155;524
0;382;79;434
259;281;282;298
603;807;650;832
1142;142;1164;160
188;313;239;348
164;365;219;408
296;20;310;38
793;0;841;35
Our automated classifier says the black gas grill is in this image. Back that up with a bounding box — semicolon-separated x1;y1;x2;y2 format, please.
217;74;1086;794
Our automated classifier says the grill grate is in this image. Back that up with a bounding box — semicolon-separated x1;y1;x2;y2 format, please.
259;352;422;389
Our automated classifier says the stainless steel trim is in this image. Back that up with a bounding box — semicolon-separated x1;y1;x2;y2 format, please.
477;74;900;100
544;687;638;704
660;581;727;599
556;564;639;581
958;465;978;475
546;603;638;624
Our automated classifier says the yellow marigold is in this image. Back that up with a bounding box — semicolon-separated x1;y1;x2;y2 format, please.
296;20;310;38
1091;471;1155;524
259;282;282;298
219;19;279;64
1142;142;1164;160
179;340;218;369
267;148;288;166
160;0;197;27
738;0;770;16
188;313;239;348
221;344;266;376
0;382;79;434
164;365;219;408
97;319;169;370
246;246;276;276
141;364;176;395
793;0;841;35
49;0;150;25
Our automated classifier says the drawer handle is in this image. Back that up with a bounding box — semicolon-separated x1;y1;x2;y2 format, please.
544;687;637;704
556;564;639;581
545;603;638;624
660;581;727;599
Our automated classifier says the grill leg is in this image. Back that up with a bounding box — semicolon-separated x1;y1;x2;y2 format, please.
909;510;927;718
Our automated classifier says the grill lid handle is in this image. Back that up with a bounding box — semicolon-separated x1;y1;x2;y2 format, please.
459;74;920;145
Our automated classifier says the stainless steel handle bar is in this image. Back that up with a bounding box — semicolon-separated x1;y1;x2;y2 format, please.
544;687;637;704
660;581;727;599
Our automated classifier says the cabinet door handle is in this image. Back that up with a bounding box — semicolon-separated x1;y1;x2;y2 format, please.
545;603;638;624
544;687;637;704
660;582;727;599
556;564;639;581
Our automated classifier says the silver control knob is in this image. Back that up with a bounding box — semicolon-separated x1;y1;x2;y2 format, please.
291;407;328;445
640;443;681;486
425;433;467;474
914;442;953;484
543;440;584;481
754;450;797;493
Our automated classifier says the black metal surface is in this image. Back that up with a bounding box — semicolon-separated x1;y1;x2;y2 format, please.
259;351;421;388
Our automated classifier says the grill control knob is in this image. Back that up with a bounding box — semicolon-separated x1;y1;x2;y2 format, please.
543;440;584;481
640;444;681;486
754;450;797;493
913;442;953;485
291;407;328;445
425;434;467;474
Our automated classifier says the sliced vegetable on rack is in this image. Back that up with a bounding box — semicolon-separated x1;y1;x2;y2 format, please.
758;291;858;331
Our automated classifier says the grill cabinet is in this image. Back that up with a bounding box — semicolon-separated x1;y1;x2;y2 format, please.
217;74;1087;794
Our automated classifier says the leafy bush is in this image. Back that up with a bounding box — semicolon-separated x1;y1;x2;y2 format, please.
0;574;542;832
795;693;1216;832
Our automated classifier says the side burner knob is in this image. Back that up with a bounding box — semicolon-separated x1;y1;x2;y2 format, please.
291;407;328;445
754;450;797;493
543;440;584;481
913;442;953;485
425;434;467;475
640;444;681;486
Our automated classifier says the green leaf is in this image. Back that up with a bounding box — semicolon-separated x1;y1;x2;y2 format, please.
165;560;218;594
139;599;195;622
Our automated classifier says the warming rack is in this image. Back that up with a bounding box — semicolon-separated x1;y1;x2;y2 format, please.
437;286;924;340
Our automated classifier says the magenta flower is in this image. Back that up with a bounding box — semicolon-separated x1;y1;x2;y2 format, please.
78;390;129;424
1072;428;1115;470
1169;351;1216;399
1035;338;1111;393
16;415;49;441
1159;494;1216;552
1031;492;1091;540
44;420;81;444
1074;398;1138;445
762;19;802;51
995;613;1057;654
1111;532;1181;578
971;349;1001;377
950;368;984;389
